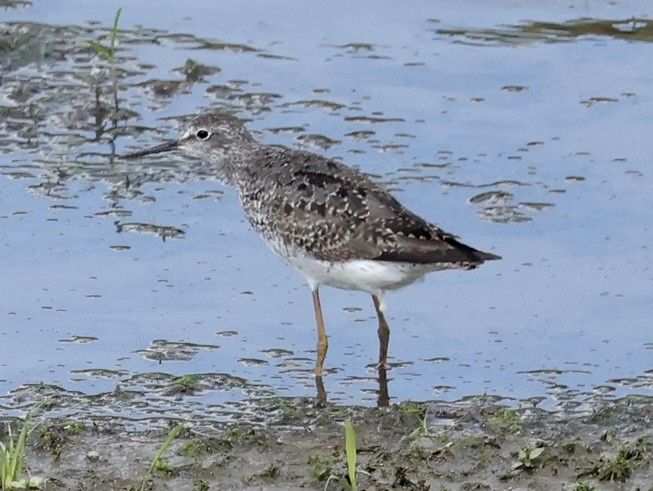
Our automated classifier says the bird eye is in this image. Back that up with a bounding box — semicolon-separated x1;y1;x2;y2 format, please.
195;129;211;140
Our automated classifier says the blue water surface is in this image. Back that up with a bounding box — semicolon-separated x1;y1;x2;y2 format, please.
1;0;651;418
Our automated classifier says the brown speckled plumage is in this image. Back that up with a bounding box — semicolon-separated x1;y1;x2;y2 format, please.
124;111;500;378
172;113;498;267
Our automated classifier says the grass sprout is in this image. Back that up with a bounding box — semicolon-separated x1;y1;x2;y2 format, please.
132;422;185;491
0;410;44;490
323;420;361;491
344;420;358;491
87;7;122;61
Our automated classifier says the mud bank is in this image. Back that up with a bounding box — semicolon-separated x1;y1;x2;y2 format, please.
4;396;652;491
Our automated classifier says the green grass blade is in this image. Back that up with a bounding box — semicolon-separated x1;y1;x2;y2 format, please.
85;8;122;61
138;422;185;491
109;8;122;56
0;439;10;489
0;412;31;490
11;418;29;487
86;41;114;60
344;420;357;491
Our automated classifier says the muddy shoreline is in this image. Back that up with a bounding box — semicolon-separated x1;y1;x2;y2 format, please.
3;396;651;490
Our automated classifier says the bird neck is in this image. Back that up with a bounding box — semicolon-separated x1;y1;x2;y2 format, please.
220;141;264;186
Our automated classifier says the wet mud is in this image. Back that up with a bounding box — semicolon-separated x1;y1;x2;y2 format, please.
6;396;652;491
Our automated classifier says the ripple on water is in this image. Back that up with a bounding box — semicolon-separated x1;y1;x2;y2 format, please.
0;3;651;420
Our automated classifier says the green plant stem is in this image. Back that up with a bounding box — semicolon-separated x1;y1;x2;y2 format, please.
137;422;185;491
344;420;357;491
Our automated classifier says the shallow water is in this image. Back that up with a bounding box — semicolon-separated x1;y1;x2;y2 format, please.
1;0;652;421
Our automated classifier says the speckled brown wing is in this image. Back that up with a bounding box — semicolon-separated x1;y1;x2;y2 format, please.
242;147;499;266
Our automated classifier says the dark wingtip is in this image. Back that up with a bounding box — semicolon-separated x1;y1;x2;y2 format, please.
440;246;500;267
376;240;500;266
453;244;501;266
476;250;501;262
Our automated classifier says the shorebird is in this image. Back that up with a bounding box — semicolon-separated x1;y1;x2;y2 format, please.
124;112;500;378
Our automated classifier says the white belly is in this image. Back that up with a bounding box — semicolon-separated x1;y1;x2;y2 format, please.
282;252;439;294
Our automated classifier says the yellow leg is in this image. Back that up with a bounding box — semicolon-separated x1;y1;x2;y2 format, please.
372;294;390;367
312;288;329;377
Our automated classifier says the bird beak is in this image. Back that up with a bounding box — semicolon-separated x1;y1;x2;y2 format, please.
121;140;179;159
